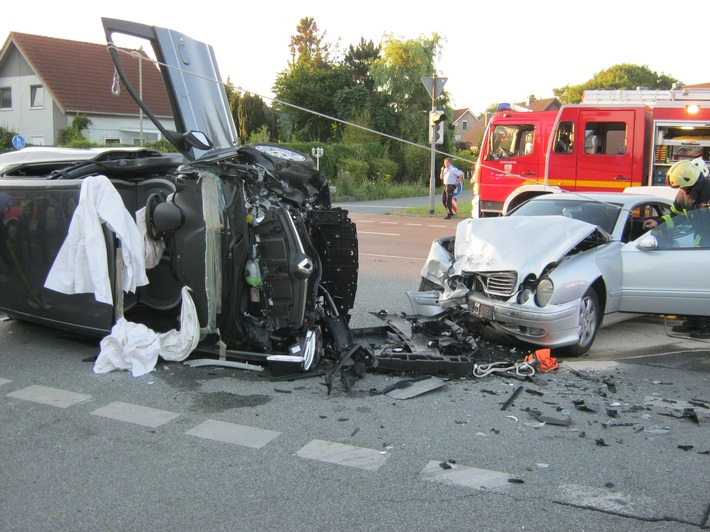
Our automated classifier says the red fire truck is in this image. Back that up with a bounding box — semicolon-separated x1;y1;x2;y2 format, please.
471;88;710;217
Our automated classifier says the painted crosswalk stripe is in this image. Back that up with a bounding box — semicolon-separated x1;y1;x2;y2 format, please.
186;420;281;449
6;385;91;408
296;439;387;471
91;401;179;428
420;460;511;491
554;483;658;518
0;378;12;386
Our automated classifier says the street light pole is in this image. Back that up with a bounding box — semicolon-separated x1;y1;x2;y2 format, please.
311;146;323;171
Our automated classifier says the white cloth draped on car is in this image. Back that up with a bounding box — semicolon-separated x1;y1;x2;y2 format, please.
44;174;149;305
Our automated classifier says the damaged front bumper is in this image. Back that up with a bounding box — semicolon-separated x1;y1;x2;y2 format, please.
468;292;583;349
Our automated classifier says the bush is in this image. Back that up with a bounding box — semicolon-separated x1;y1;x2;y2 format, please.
369;158;398;182
0;125;18;152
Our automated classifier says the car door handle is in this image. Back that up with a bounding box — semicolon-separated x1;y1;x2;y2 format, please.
614;175;630;181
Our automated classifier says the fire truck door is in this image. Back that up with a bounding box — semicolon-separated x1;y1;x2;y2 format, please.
574;110;636;193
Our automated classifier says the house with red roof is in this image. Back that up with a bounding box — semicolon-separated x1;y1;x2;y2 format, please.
0;32;173;146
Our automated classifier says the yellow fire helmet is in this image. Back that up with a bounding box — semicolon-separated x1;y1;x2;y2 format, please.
667;157;710;189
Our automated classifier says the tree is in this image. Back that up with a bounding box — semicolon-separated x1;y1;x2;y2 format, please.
0;125;18;152
370;33;446;144
237;93;272;141
57;114;92;146
343;38;380;91
554;64;679;104
275;18;354;141
289;17;331;68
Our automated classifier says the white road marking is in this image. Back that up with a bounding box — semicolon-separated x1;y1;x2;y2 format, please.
420;460;512;491
0;378;12;386
361;252;425;261
186;420;281;449
7;385;91;408
555;483;658;517
297;439;387;471
91;401;179;427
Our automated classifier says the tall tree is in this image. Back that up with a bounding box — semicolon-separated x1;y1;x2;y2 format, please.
237;93;271;141
275;18;354;141
370;33;446;144
554;64;679;104
343;38;380;91
289;17;331;68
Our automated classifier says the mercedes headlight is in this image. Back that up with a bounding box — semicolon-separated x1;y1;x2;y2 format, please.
535;278;554;307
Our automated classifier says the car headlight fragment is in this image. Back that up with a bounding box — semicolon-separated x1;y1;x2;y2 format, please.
534;278;554;307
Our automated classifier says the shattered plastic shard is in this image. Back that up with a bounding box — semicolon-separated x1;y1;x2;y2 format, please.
643;426;670;435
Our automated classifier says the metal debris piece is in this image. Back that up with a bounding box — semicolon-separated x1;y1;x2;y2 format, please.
439;461;453;470
501;386;523;411
678;445;694;451
383;376;447;400
529;411;572;426
183;359;265;371
658;408;700;425
525;388;544;397
574;400;599;413
643;426;670;435
508;478;525;483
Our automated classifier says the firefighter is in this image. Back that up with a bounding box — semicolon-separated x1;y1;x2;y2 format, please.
644;157;710;338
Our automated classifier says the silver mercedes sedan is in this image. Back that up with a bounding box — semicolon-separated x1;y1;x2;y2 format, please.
418;191;707;356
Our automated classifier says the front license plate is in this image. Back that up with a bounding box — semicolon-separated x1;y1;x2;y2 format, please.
472;301;494;320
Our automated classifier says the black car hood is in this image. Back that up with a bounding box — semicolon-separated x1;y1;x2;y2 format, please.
103;18;238;161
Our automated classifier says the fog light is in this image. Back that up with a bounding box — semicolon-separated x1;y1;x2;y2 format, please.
519;287;533;304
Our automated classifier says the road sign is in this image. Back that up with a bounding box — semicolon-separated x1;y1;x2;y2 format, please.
12;135;25;150
421;77;447;100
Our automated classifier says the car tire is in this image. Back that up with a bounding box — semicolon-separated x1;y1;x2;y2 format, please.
553;288;600;357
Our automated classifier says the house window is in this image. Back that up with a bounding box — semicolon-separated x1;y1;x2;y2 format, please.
105;138;121;146
462;120;468;131
0;87;11;109
30;85;44;108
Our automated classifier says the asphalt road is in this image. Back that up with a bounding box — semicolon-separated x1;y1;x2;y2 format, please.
1;197;708;531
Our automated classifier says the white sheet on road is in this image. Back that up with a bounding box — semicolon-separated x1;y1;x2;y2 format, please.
93;286;200;377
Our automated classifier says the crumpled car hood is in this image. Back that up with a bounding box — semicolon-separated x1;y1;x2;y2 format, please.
452;215;600;277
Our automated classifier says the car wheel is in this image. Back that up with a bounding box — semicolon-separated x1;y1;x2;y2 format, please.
553;288;600;357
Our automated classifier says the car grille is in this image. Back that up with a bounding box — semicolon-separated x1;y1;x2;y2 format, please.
478;271;517;297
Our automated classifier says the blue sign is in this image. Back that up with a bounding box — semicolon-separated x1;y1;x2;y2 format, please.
12;135;26;150
453;182;462;197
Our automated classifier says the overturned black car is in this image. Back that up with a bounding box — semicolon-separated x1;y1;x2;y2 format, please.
0;19;359;375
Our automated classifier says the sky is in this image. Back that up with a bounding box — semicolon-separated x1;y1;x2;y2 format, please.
3;0;709;114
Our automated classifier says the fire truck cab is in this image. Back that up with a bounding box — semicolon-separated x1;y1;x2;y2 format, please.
472;89;710;217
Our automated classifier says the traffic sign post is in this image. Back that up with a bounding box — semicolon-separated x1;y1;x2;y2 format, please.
421;75;447;215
